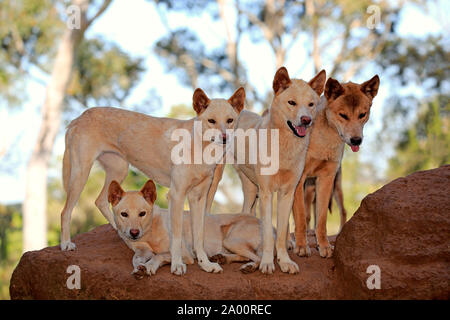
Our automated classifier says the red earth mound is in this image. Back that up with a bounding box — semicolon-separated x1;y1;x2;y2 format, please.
10;165;449;299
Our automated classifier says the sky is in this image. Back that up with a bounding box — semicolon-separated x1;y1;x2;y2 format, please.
0;0;447;204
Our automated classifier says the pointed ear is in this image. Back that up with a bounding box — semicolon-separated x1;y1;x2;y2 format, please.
325;78;344;101
228;87;245;114
360;75;380;100
273;67;292;95
108;180;124;206
308;69;326;96
140;180;157;205
193;88;210;115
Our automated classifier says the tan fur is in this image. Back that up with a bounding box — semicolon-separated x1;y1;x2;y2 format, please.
292;75;379;258
59;87;246;276
207;67;326;274
108;180;265;275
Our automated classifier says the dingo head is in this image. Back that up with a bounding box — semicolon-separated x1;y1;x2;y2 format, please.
271;67;326;138
108;180;157;241
324;75;380;152
193;87;245;144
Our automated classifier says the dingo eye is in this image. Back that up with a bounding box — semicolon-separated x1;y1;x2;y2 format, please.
339;113;349;120
288;100;296;106
359;112;366;119
227;118;233;123
208;119;216;124
121;212;128;218
139;211;146;217
308;102;314;107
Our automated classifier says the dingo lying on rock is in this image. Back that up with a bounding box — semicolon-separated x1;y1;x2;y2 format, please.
108;180;268;275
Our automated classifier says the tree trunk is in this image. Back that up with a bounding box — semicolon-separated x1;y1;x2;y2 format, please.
22;0;111;252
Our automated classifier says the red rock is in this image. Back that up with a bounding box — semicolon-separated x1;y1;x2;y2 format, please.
334;165;450;299
9;225;339;300
10;166;449;299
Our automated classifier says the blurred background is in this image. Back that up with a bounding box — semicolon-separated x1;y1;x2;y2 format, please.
0;0;448;299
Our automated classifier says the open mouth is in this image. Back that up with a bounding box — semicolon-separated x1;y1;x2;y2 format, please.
287;120;308;138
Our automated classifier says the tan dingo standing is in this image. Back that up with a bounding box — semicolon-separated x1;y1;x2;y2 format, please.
207;67;326;274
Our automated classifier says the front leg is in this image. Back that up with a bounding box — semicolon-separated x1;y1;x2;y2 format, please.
259;189;275;274
292;175;311;257
144;252;172;275
169;184;188;275
276;188;299;274
315;173;336;258
188;176;223;274
129;242;154;274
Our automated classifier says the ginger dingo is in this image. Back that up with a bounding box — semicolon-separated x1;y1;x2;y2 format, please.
292;75;380;258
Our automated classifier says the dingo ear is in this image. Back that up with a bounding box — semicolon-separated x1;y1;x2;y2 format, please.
228;87;245;114
273;67;292;95
308;69;326;96
140;180;157;205
325;78;344;101
193;88;210;115
360;75;380;100
108;180;124;206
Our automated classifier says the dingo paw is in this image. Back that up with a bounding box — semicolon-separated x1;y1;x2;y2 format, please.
60;241;76;251
199;260;223;273
209;254;227;265
171;262;186;275
144;259;161;275
132;265;147;279
294;245;311;257
278;258;299;274
240;262;258;274
318;244;334;258
259;259;275;274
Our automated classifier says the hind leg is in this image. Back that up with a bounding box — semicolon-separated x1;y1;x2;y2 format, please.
333;168;347;233
236;167;258;216
223;237;261;273
96;153;129;229
60;142;98;251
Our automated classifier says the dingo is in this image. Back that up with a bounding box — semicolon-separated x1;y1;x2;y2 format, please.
108;180;267;275
292;75;380;258
207;67;326;274
59;87;246;276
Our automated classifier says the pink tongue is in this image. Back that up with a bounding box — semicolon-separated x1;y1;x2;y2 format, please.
295;126;306;137
351;145;360;152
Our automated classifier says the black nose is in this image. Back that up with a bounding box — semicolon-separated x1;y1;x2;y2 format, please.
350;137;362;146
130;229;140;238
300;116;311;125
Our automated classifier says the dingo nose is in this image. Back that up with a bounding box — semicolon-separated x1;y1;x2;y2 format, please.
130;229;140;238
300;116;311;125
350;137;362;146
222;132;227;144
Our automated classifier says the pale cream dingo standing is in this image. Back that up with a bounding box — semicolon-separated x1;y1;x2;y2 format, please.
59;87;246;275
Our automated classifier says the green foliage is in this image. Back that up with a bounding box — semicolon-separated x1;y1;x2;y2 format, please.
67;38;145;108
388;97;450;177
0;0;63;104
